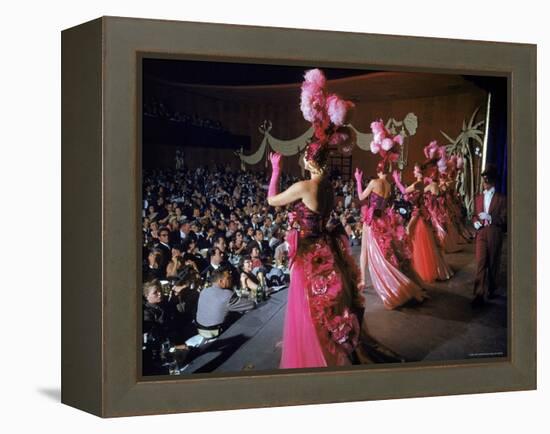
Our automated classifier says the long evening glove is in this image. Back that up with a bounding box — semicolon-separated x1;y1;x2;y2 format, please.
354;168;363;197
268;152;282;198
392;170;407;195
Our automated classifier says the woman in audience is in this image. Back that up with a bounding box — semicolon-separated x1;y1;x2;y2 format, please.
229;230;247;256
239;256;266;300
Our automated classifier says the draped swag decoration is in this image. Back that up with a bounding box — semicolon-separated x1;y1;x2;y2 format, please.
236;114;418;170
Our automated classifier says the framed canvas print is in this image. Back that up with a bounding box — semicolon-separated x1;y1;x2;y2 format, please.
61;16;536;417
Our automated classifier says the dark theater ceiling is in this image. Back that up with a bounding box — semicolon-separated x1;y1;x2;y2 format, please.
143;57;486;104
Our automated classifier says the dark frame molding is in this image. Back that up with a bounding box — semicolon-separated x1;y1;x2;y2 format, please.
61;16;536;417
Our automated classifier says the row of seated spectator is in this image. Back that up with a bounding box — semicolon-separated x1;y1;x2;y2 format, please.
141;165;366;374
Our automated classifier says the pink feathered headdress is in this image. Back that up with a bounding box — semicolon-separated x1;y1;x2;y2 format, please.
300;68;356;166
421;140;448;180
369;119;402;170
300;69;327;125
326;94;355;126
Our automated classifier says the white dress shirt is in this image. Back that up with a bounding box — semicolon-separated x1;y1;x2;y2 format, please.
475;187;495;230
483;187;495;214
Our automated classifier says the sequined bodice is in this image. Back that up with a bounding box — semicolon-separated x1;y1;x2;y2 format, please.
368;192;387;211
362;192;388;225
292;202;326;238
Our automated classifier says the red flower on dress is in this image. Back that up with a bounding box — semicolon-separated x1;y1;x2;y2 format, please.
304;243;335;276
311;270;339;296
327;308;360;351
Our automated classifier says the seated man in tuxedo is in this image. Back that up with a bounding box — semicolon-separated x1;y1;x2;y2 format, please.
190;220;206;245
201;246;238;285
213;235;227;254
154;227;172;271
195;266;255;339
200;246;224;280
176;219;197;245
261;216;274;240
197;225;216;250
471;165;507;306
247;229;272;258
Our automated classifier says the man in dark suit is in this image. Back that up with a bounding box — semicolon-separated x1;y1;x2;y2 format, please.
247;229;272;257
190;221;206;246
175;219;197;245
250;214;261;231
201;246;239;286
155;227;172;271
471;165;507;306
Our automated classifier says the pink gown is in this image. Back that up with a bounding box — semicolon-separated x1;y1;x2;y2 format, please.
406;191;453;283
362;193;426;310
280;202;365;368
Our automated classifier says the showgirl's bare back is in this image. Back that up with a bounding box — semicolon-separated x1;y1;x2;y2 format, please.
301;178;334;215
267;174;334;214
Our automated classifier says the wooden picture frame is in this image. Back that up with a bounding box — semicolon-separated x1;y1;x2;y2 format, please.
61;16;536;417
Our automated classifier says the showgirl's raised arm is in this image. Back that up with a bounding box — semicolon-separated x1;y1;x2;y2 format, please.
267;181;307;207
392;170;407;194
266;152;306;207
355;168;375;201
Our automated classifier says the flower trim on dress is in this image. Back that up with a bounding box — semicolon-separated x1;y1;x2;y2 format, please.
302;241;360;355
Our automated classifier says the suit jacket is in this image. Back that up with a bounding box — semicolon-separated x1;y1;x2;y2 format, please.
155;242;172;269
473;191;507;231
247;239;272;256
197;235;214;250
168;230;180;247
176;230;197;246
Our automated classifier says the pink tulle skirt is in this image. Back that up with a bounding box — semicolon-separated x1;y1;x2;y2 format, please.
280;257;331;369
280;230;361;369
365;225;425;309
410;217;453;283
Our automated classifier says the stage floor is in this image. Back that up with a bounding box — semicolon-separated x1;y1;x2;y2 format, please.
181;240;508;374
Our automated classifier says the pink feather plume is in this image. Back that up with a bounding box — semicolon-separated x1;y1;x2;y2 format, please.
303;68;326;88
381;138;394;151
326;94;355;126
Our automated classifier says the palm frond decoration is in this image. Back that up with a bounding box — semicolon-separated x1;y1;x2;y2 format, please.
440;106;486;218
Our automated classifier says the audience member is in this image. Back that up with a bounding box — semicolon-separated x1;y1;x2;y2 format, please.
195;267;255;338
155;227;172;269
